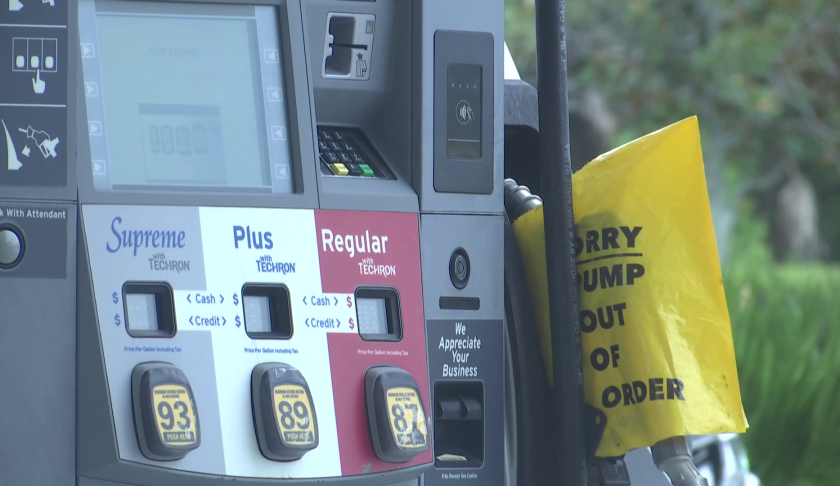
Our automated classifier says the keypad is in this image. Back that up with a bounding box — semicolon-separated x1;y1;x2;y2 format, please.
317;127;383;178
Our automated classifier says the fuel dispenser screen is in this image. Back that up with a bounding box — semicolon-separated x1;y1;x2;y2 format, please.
125;293;158;331
83;0;293;190
357;297;389;335
243;295;271;333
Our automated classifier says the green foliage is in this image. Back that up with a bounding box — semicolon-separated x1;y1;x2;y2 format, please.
505;0;840;258
724;262;840;485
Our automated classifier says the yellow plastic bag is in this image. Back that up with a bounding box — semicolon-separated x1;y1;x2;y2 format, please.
512;116;748;457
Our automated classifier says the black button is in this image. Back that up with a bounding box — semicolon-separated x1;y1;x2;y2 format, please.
342;142;355;152
320;130;333;140
326;152;340;163
364;366;430;463
330;141;343;152
345;163;363;176
339;152;353;164
352;153;365;163
318;141;329;152
449;248;471;289
333;131;344;140
251;363;320;462
131;363;201;461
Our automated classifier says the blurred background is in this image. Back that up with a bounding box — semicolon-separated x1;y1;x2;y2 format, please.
505;1;840;485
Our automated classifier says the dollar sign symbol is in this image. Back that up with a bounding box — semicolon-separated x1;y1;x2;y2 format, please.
112;291;118;304
233;293;239;306
349;318;355;330
114;314;121;327
235;316;241;327
346;295;352;308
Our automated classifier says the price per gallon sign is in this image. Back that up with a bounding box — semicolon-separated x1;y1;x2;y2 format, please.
152;385;198;446
512;116;748;457
273;384;316;446
385;387;428;448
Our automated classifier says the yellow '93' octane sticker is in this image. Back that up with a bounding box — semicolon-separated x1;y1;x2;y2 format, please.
152;385;198;446
385;387;427;448
273;384;316;446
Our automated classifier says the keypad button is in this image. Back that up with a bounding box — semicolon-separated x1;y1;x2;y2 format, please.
339;152;353;164
330;141;343;152
342;142;355;152
318;141;329;152
359;164;375;177
352;152;365;163
326;152;341;163
345;163;363;176
331;163;349;176
320;130;333;141
333;131;345;140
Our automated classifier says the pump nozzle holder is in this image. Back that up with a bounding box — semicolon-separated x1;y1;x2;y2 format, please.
651;436;709;486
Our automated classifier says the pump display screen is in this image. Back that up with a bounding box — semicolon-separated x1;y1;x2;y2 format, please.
79;0;295;193
126;293;158;331
357;297;389;335
244;295;272;333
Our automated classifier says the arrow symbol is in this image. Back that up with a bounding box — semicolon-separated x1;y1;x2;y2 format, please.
336;318;340;328
220;294;224;304
92;160;106;175
333;296;338;306
190;316;194;325
222;317;227;326
305;318;310;327
187;294;192;303
303;296;307;305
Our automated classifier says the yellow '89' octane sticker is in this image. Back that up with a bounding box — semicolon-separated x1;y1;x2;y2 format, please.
385;387;427;448
152;385;198;446
273;384;316;446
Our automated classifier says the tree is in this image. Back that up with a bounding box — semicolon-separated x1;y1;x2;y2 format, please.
505;0;840;262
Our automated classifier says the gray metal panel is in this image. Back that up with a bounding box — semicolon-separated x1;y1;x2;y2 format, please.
419;214;504;321
411;0;504;214
303;0;418;213
73;0;320;210
0;201;76;486
419;214;505;486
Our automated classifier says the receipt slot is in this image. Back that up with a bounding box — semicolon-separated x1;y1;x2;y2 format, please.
251;363;319;461
131;363;201;461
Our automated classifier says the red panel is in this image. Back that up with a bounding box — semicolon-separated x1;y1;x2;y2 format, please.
315;210;432;475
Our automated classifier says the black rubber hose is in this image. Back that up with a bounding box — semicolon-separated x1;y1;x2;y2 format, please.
533;1;587;485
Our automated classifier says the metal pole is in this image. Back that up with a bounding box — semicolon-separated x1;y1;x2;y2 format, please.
533;0;587;485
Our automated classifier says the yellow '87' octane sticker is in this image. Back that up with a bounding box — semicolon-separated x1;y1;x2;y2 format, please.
152;385;198;446
273;384;317;446
386;387;427;448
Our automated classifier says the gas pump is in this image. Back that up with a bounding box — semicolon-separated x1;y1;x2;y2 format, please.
0;0;507;485
0;0;747;485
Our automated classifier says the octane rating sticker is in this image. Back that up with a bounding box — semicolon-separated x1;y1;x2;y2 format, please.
273;384;317;446
152;385;198;446
385;387;427;448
